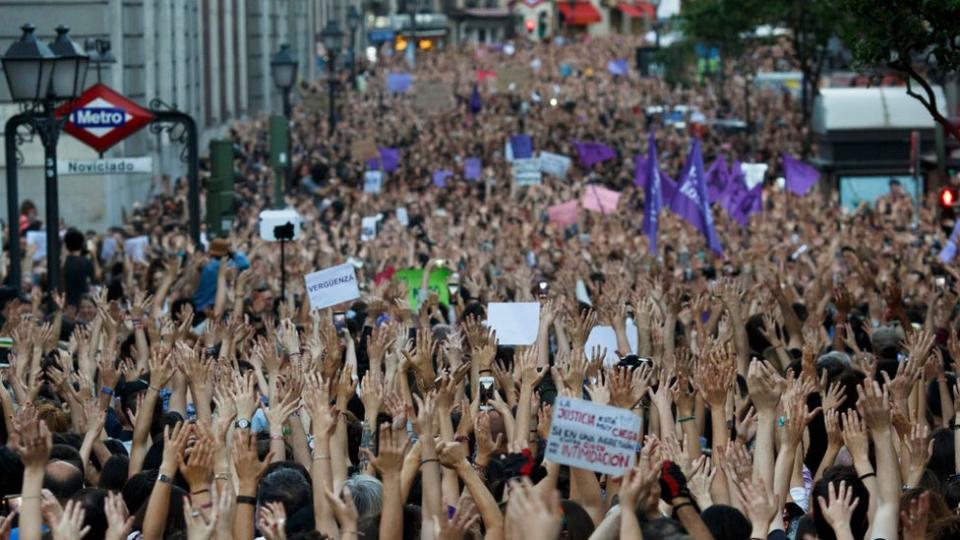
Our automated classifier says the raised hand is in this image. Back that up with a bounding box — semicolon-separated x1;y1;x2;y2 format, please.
857;380;891;431
504;478;563;540
737;478;781;537
747;360;784;413
363;422;408;476
233;432;272;494
51;500;90;540
104;491;134;540
816;481;860;539
257;501;288;540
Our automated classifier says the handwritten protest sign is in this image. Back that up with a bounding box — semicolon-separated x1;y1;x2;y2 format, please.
584;323;639;366
547;199;579;227
741;162;768;189
351;138;379;162
360;215;380;242
123;236;149;264
26;231;46;261
413;80;454;113
304;263;360;310
512;158;542;186
540;152;572;178
486;302;540;345
301;93;329;112
545;397;641;476
363;170;383;193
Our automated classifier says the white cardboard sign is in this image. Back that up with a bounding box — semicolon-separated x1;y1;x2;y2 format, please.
485;302;540;345
304;263;361;310
364;170;383;193
545;397;641;476
512;158;542;186
583;321;639;366
539;152;572;178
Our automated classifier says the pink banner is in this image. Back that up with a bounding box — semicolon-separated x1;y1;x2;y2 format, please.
581;185;621;215
548;199;579;227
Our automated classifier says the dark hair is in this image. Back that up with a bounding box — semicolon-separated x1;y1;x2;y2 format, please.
929;428;956;484
701;504;750;540
0;446;24;497
43;461;84;500
64;228;86;252
560;500;595;540
258;467;313;520
930;515;960;540
122;469;159;516
98;455;129;492
944;478;960;511
640;517;686;540
812;466;870;540
70;488;109;539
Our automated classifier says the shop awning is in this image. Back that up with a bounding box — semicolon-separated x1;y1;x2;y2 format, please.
558;2;602;25
619;2;655;18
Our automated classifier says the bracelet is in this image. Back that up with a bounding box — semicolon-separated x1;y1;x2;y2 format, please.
420;458;439;468
673;501;695;513
101;386;114;396
313;454;331;461
678;416;696;423
158;474;173;484
191;489;210;496
270;434;284;441
859;472;876;481
478;369;493;374
149;385;162;392
236;495;257;505
288;350;302;357
200;502;214;509
214;473;230;481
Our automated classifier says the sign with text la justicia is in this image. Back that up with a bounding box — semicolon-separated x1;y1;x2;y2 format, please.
55;84;155;154
544;397;641;476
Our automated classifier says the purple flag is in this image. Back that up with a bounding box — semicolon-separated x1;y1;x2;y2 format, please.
728;182;763;227
365;147;401;173
574;140;617;167
432;169;453;188
782;153;819;195
607;59;629;77
387;73;413;93
642;132;663;253
634;154;647;187
669;139;724;255
469;84;482;115
704;157;729;203
464;157;482;181
509;135;533;159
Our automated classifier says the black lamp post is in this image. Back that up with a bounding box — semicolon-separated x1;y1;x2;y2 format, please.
347;6;360;81
322;20;343;136
270;43;298;118
2;24;88;294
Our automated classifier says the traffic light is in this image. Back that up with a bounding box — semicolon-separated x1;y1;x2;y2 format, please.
206;139;236;237
538;12;548;39
525;19;535;34
941;187;957;208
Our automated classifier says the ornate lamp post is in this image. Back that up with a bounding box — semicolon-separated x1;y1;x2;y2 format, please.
321;20;343;136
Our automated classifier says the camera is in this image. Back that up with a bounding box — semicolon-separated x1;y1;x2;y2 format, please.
259;209;303;241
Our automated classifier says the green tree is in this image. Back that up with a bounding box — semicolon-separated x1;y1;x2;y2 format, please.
839;0;960;141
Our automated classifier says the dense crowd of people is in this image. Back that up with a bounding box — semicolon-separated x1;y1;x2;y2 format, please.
0;33;958;540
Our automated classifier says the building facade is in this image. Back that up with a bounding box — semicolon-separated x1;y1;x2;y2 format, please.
1;0;330;232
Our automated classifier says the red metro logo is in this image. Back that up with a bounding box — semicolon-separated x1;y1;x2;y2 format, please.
56;83;155;154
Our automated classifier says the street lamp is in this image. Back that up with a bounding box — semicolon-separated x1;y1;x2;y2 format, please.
321;20;343;136
84;37;116;85
347;5;361;81
2;24;88;294
270;43;298;117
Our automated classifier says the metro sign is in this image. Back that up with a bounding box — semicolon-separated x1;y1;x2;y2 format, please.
55;83;155;154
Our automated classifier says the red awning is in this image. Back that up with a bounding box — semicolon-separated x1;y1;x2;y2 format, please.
558;2;602;25
619;2;655;18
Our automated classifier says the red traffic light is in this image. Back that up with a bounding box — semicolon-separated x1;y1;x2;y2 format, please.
525;19;536;32
941;187;957;207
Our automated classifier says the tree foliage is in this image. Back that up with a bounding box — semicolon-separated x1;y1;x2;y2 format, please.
839;0;960;140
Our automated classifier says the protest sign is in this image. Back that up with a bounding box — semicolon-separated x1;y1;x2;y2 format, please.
100;236;118;262
363;170;383;193
582;185;621;214
26;231;46;261
741;162;768;189
351;138;379;162
512;158;542;186
304;263;361;310
547;199;579;227
393;267;453;308
540;151;572;178
301;93;328;112
413;80;454;113
386;72;413;93
464;157;482;181
361;215;379;242
496;66;531;93
123;236;149;264
584;323;639;366
396;207;409;227
545;397;641;476
486;303;540;345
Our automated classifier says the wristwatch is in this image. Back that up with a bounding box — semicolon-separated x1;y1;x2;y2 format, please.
235;418;251;430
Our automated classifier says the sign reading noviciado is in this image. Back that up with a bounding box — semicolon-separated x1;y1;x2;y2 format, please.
58;157;153;176
544;397;641;476
304;263;361;310
55;84;156;154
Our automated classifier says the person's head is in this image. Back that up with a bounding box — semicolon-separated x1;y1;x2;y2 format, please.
930;516;960;540
258;466;313;518
49;444;84;474
122;470;160;516
64;228;86;253
70;488;109;539
44;460;84;501
811;466;870;540
559;500;595;540
343;474;383;521
700;505;750;540
889;178;904;195
20;200;37;218
98;455;129;492
928;428;956;483
77;295;98;323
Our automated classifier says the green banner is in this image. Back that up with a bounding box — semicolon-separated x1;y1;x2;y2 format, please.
394;267;453;308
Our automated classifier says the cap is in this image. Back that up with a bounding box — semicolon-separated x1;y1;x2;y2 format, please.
208;238;230;258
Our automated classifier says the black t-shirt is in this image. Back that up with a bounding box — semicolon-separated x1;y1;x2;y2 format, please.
63;254;95;306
